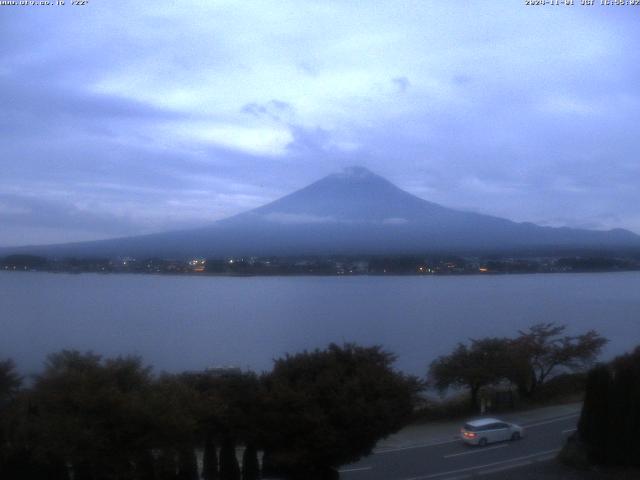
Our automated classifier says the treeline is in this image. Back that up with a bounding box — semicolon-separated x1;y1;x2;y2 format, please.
0;344;421;480
428;323;607;410
3;254;640;276
575;346;640;467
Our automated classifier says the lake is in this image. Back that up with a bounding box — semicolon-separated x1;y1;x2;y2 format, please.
1;271;639;377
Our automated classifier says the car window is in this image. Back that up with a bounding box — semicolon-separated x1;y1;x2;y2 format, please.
463;423;477;431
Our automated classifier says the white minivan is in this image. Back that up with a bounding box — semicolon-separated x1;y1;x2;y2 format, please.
460;418;524;446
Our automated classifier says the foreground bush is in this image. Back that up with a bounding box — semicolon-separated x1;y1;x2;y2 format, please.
260;343;422;480
575;346;640;467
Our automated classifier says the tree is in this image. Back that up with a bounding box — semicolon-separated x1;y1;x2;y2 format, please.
428;338;513;411
177;445;199;480
0;360;27;480
28;350;203;480
512;323;607;397
219;438;240;480
145;374;200;479
202;432;219;480
179;369;263;480
241;444;259;480
576;346;640;467
577;364;611;464
260;343;421;479
261;450;285;479
608;346;640;466
0;359;22;403
31;351;157;479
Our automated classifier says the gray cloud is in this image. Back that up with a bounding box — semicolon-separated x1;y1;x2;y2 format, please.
241;99;294;122
392;77;410;93
262;212;338;225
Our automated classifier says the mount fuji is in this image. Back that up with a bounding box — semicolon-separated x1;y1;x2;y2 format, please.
4;167;640;258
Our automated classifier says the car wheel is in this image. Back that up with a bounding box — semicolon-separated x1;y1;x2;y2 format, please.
511;432;521;441
479;438;488;446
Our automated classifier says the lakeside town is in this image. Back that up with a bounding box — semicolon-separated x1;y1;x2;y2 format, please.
2;253;640;276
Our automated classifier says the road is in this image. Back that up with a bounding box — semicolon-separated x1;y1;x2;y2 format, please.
340;412;579;480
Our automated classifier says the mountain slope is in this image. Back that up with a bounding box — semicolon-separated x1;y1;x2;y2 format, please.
3;167;640;258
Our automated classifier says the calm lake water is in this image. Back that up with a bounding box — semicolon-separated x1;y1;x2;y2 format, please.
1;271;639;376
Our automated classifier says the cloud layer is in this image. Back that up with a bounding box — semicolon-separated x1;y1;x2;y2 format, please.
1;2;639;246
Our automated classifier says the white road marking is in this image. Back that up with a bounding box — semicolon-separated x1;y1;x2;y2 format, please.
404;448;560;480
522;413;580;429
443;443;508;458
375;438;459;454
338;466;372;473
562;428;577;434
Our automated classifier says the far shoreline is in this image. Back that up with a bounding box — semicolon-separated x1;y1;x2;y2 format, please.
2;267;640;278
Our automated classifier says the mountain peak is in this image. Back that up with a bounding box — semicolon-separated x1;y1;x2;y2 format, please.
244;165;444;224
321;166;393;189
334;166;376;179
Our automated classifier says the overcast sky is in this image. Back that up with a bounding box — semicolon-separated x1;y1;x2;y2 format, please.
1;1;639;246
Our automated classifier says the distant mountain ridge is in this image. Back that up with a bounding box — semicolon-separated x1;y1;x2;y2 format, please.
3;167;640;258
